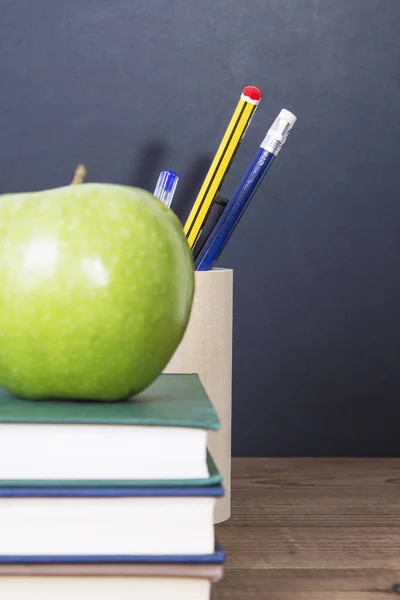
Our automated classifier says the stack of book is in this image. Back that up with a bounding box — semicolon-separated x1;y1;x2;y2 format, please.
0;373;224;599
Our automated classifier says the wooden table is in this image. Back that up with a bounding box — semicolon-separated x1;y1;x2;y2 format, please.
215;458;400;599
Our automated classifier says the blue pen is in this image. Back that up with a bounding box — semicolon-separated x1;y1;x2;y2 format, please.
195;109;297;271
153;170;179;208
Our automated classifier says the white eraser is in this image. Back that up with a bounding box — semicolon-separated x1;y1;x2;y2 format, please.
279;109;297;126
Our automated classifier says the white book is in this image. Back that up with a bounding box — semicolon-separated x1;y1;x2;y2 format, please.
0;374;220;483
0;576;212;600
0;424;209;480
0;563;224;600
0;492;221;556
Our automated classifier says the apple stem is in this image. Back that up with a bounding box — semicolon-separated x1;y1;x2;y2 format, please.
71;164;87;185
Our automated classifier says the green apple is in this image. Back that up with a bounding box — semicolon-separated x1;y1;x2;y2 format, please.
0;183;194;400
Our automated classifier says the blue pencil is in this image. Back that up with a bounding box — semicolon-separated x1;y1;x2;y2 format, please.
194;109;297;271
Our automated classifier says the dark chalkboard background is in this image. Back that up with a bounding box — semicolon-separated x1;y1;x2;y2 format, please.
1;0;400;456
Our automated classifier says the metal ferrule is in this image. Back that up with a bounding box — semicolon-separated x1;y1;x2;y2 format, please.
261;116;294;156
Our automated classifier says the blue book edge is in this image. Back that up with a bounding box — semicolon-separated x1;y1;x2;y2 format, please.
0;485;224;498
0;541;225;565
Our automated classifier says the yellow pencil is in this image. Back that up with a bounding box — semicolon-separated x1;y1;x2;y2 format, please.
184;86;262;248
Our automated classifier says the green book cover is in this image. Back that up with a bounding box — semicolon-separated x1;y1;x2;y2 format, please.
0;373;219;430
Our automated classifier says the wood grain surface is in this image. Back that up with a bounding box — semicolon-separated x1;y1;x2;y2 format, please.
215;458;400;599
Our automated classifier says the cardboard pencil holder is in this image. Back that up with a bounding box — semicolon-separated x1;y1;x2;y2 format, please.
164;268;233;523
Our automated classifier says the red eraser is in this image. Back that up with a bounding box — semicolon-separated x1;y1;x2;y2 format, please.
242;86;262;102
